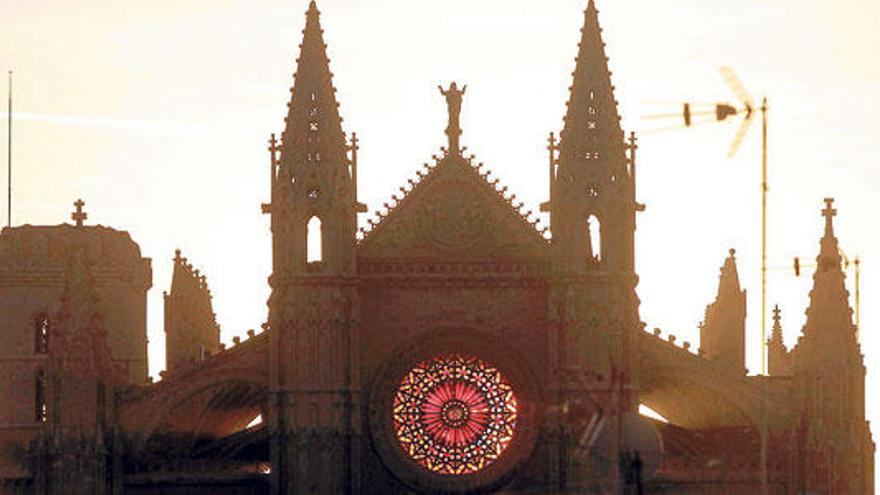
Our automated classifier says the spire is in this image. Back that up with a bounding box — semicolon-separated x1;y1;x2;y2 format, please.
800;198;857;357
717;248;743;297
770;305;784;344
280;0;348;182
165;250;220;371
700;249;747;374
548;1;636;275
818;197;842;272
768;305;791;375
558;0;626;166
269;0;357;275
169;249;215;307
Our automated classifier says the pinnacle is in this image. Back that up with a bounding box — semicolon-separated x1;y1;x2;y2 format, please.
818;197;842;271
801;198;856;351
170;250;212;301
770;305;783;341
281;0;346;157
307;1;320;17
558;0;625;162
718;248;742;295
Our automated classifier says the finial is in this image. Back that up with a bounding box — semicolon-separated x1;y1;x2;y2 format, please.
772;304;781;324
174;248;182;261
71;199;87;227
728;248;736;258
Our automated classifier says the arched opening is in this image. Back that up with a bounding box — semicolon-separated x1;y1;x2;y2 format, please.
587;214;601;262
34;369;46;423
638;365;758;428
132;376;270;482
307;216;323;263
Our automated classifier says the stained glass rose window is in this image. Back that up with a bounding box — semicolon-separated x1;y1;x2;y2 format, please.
392;354;518;475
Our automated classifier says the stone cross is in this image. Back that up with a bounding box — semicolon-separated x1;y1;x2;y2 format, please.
71;199;87;227
822;197;837;232
822;197;837;220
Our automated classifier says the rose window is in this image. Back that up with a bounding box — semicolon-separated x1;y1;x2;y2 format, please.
392;354;518;475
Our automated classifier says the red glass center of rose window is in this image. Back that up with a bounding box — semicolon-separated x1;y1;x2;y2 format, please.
392;354;518;475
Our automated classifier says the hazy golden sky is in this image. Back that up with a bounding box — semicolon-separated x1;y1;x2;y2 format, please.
3;0;879;458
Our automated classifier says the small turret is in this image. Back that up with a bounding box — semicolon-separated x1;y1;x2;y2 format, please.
164;249;220;372
767;305;791;375
699;249;747;374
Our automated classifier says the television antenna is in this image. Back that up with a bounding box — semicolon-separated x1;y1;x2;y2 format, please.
642;67;769;495
642;68;768;373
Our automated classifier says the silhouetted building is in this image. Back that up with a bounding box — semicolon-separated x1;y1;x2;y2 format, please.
700;249;747;374
164;250;221;372
0;1;873;494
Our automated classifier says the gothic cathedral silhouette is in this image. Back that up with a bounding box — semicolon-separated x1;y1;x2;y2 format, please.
0;1;873;494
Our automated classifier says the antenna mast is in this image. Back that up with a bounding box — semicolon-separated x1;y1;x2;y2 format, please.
6;70;11;229
641;68;769;495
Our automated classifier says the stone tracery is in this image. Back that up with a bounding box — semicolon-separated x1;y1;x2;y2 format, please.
392;354;518;475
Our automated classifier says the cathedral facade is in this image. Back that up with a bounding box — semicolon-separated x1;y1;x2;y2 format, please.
0;1;873;493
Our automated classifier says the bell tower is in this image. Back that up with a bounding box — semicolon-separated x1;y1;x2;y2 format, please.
543;2;643;490
545;0;639;275
265;0;362;278
264;2;363;493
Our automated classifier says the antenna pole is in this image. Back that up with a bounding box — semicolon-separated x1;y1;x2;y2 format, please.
6;70;11;229
759;97;769;495
761;97;768;375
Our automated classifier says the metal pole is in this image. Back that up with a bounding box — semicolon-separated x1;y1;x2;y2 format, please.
760;377;768;495
761;97;768;374
6;70;11;228
759;97;769;495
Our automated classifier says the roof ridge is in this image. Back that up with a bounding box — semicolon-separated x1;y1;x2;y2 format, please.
357;151;550;245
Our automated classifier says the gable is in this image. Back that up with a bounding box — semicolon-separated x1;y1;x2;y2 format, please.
358;156;548;260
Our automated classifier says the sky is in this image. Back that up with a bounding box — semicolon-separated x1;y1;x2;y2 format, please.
2;0;879;469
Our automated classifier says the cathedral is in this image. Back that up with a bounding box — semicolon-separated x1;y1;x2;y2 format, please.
0;1;874;493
